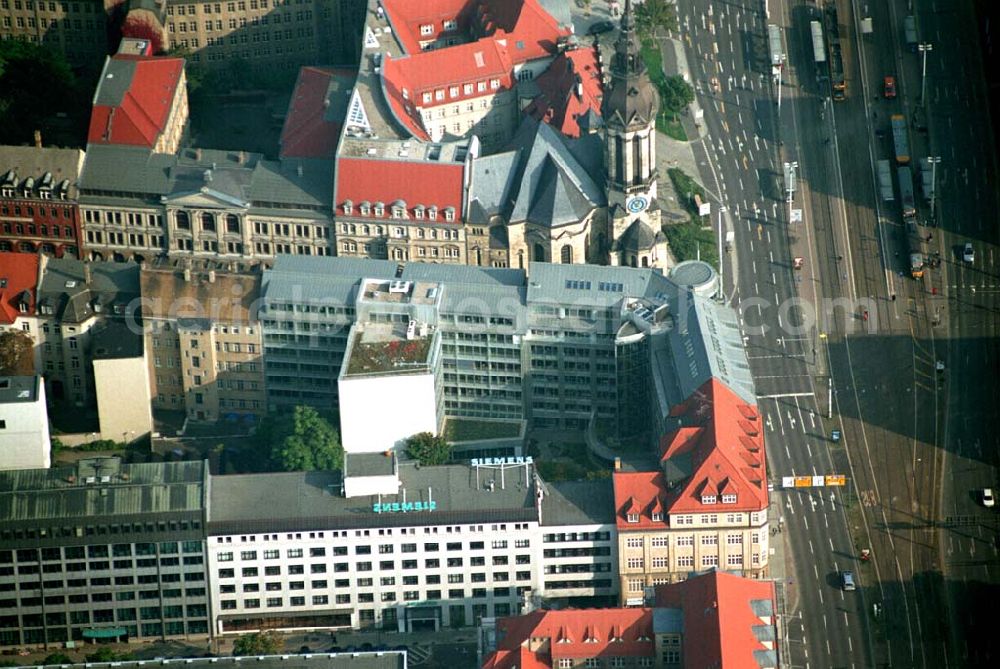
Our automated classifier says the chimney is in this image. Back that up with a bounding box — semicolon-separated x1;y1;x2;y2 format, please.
238;151;246;165
33;130;42;148
614;457;621;471
83;263;92;286
575;75;583;101
208;270;216;283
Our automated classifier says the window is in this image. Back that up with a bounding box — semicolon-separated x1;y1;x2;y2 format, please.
626;513;639;524
722;493;738;504
701;495;717;505
626;537;643;548
626;557;644;569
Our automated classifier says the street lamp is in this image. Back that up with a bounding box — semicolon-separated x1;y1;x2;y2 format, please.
926;156;941;217
918;42;933;103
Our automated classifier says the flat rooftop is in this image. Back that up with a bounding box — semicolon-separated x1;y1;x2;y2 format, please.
359;278;441;306
343;322;434;376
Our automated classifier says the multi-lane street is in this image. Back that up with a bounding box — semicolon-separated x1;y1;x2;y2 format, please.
677;0;998;667
674;0;873;667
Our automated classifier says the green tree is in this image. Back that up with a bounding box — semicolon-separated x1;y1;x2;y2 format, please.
635;0;678;36
40;653;73;665
405;432;452;466
0;41;81;145
660;74;695;114
84;648;133;663
0;329;34;376
232;630;282;657
254;406;343;472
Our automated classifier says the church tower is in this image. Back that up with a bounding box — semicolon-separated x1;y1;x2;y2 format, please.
602;0;667;268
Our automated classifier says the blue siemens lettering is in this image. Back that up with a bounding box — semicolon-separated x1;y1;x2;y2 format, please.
372;500;438;514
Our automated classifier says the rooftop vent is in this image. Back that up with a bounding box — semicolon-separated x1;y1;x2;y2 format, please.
388;280;411;294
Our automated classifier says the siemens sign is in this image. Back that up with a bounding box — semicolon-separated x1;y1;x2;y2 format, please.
372;501;437;514
470;456;533;466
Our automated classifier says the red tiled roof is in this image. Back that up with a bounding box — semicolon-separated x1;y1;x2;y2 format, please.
659;379;769;515
280;66;355;159
380;0;471;55
0;253;40;325
485;608;656;668
612;471;670;530
335;156;464;221
525;47;604;138
654;570;777;669
475;0;570;63
381;38;515;139
87;55;184;148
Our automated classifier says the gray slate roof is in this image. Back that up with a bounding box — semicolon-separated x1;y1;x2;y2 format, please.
540;479;614;526
91;319;145;359
37;257;140;323
79;145;333;210
505;118;605;226
0;458;205;523
0;146;84;200
0;376;39;403
208;462;537;532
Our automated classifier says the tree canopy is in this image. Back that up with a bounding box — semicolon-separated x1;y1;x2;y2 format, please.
405;432;452;466
233;631;282;657
251;406;343;472
0;41;86;146
0;330;34;376
635;0;679;36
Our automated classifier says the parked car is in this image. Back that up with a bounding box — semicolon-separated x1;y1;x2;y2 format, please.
982;488;995;508
841;570;857;591
883;75;897;98
963;242;975;263
588;20;615;35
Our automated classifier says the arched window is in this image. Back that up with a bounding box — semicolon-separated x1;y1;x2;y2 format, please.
201;212;216;232
533;243;546;262
560;245;573;264
176;211;190;230
641;256;649;267
226;214;240;234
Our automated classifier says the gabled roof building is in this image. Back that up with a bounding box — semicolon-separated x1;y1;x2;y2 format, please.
482;570;779;669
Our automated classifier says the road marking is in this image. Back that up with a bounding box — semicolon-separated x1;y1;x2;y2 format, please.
757;392;814;399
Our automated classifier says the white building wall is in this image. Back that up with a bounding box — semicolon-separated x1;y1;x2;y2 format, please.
0;376;50;470
207;519;542;634
338;372;439;453
93;354;153;443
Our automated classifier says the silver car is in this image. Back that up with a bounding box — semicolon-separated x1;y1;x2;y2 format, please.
963;242;975;263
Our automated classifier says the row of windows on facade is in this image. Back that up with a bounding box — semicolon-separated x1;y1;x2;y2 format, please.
624;532;765;548
625;509;748;525
340;241;461;259
170;8;310;32
624;553;762;579
2;542;202;563
216;571;532;590
340;222;461;239
1;559;206;581
415;77;501;105
1;0;98;12
221;585;524;611
166;0;311;16
217;540;530;560
2;221;73;237
418;97;507;124
557;659;655;668
171;23;313;45
0;522;201;542
342;201;457;221
215;524;532;544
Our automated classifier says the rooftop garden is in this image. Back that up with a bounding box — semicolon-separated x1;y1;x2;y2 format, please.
444;418;522;442
345;338;431;375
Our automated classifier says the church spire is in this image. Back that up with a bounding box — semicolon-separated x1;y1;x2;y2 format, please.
611;0;645;78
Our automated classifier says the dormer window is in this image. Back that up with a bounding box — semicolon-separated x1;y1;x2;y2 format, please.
722;493;737;504
391;200;407;219
701;495;717;505
463;83;473;95
373;202;384;217
342;200;353;215
420;23;433;36
443;19;457;30
414;205;424;220
443;207;455;222
651;512;663;522
422;92;432;104
490;78;501;89
626;513;639;524
428;206;438;221
449;86;459;98
359;201;371;216
435;89;445;101
477;81;486;92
